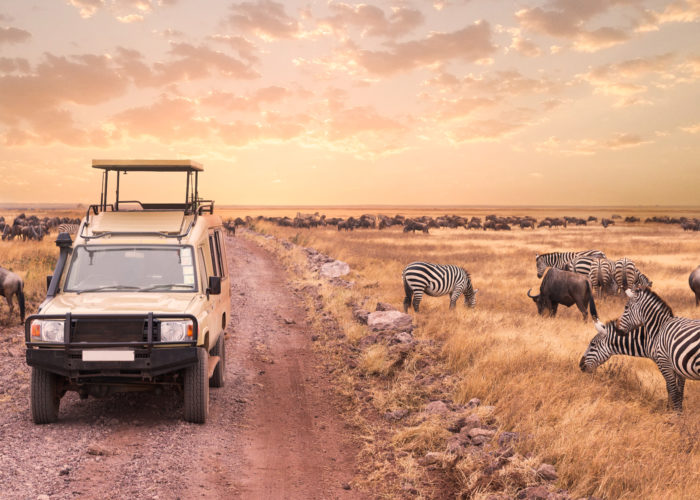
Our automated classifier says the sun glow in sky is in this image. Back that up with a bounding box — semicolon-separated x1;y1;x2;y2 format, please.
0;0;699;206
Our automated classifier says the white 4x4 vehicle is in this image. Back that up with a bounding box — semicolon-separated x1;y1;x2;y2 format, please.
25;160;230;424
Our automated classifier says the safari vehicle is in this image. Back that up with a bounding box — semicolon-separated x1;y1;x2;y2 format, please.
25;160;230;424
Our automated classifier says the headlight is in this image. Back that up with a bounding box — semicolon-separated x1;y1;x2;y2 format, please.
160;321;192;342
31;320;65;342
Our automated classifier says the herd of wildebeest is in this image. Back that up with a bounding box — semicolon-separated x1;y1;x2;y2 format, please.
0;213;81;241
224;212;700;233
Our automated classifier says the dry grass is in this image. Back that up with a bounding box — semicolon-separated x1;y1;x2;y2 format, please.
235;211;700;499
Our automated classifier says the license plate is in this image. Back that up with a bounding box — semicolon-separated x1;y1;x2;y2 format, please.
82;350;135;362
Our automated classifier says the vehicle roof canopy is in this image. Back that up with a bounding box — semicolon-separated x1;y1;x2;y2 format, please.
92;160;203;172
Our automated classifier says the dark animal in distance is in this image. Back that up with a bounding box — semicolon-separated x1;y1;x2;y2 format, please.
0;267;25;322
689;266;700;306
402;262;477;312
527;267;598;321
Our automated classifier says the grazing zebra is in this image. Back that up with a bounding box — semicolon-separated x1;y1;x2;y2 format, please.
402;262;478;312
614;258;652;292
588;258;616;299
616;288;700;412
57;223;80;234
580;320;649;375
535;250;606;278
565;255;598;277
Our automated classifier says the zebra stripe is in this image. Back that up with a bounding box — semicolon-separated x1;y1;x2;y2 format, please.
57;223;80;234
580;320;651;373
402;262;477;312
614;258;651;292
588;258;616;299
618;288;700;411
535;249;606;278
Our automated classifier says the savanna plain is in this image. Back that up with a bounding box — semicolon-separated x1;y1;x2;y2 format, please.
1;206;699;499
221;206;700;499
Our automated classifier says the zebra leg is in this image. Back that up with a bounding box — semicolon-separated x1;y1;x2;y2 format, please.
677;375;686;405
658;363;684;412
403;281;413;312
449;291;461;310
412;292;422;312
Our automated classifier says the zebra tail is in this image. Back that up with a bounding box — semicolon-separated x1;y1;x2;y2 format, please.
18;281;25;322
586;280;598;321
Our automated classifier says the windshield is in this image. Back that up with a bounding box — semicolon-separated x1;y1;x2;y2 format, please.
64;245;197;293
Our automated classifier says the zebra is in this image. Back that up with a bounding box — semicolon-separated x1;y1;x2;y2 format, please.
57;223;80;234
616;288;700;412
614;258;652;292
580;320;649;375
535;250;606;278
588;258;616;299
402;262;477;312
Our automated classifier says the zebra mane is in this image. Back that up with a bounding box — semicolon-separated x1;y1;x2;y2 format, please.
639;288;674;317
604;319;626;335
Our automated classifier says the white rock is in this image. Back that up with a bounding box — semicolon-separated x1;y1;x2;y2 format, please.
367;310;414;333
424;400;449;415
320;260;350;278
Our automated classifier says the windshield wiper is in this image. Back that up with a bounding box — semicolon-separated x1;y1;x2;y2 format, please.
76;285;142;294
138;284;195;292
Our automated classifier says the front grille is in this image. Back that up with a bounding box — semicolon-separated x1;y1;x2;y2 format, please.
70;319;160;343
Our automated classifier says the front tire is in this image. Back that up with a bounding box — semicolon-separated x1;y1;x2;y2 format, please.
209;333;225;388
31;368;61;424
184;347;209;424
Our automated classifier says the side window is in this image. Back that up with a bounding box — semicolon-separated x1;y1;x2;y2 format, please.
209;231;225;278
215;230;226;278
198;247;209;292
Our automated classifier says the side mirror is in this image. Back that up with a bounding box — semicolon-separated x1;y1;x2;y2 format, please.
208;276;221;296
46;275;53;291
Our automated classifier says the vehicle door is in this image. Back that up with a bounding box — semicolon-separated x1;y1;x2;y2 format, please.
208;228;230;338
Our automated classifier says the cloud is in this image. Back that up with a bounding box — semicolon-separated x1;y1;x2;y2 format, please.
350;21;496;75
200;86;290;112
577;52;698;105
115;42;259;87
680;122;700;134
225;0;301;40
517;0;638;52
209;35;259;63
0;26;31;45
318;2;424;39
0;57;30;73
67;0;177;22
639;0;700;29
535;132;652;155
111;94;212;142
449;108;538;143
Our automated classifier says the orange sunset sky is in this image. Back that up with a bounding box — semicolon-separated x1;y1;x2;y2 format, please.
0;1;698;206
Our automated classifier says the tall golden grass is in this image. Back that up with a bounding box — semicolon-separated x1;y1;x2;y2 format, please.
235;213;700;499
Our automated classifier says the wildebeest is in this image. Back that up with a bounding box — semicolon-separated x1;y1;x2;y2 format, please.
527;267;598;321
403;219;429;234
690;266;700;306
0;267;25;322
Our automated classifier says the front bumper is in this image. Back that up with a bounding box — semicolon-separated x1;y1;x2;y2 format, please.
25;313;199;380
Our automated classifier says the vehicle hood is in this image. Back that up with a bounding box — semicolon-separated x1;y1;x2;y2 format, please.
40;293;198;316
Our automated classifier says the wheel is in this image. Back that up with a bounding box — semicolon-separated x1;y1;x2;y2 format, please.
184;347;209;423
209;333;225;388
31;368;61;424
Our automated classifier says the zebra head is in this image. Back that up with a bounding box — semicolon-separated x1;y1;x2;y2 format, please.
617;289;644;333
535;254;546;278
464;288;478;308
635;273;652;290
579;320;616;372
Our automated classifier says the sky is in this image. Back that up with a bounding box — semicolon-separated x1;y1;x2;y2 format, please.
0;0;699;206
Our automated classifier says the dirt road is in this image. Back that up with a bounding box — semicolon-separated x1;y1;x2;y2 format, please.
0;236;362;499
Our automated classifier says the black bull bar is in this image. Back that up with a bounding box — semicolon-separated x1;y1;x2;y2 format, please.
25;313;199;379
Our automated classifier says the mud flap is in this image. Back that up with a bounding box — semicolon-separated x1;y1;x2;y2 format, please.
207;355;220;379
